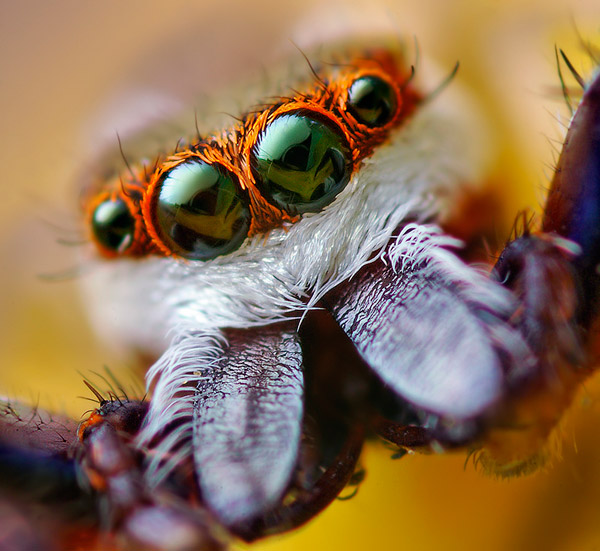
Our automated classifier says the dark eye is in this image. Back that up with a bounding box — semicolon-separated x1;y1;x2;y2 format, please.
155;160;250;260
252;113;350;214
347;76;397;127
91;198;136;253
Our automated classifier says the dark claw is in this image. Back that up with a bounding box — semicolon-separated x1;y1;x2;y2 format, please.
372;416;433;449
492;235;583;372
232;426;364;542
544;69;600;272
543;68;600;322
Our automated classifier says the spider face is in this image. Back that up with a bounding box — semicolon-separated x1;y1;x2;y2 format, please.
80;45;492;362
78;40;516;531
4;28;599;551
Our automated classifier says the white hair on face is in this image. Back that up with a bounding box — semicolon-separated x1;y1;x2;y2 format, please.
384;223;515;317
136;328;225;487
80;81;491;352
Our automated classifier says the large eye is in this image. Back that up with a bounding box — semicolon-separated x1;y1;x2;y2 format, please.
252;113;350;214
347;75;397;127
155;160;250;260
91;198;136;253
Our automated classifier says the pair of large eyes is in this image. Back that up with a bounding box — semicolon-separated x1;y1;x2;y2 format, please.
156;114;350;260
91;75;397;261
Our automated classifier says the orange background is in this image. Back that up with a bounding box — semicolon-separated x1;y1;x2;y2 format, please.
1;1;600;550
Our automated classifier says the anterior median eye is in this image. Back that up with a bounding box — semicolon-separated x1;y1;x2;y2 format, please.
155;161;250;260
253;113;350;214
92;198;136;253
347;75;397;127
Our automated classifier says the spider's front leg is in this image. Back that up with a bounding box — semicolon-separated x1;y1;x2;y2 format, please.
0;317;367;549
0;393;228;551
326;64;600;474
76;394;227;551
0;399;89;550
483;62;600;471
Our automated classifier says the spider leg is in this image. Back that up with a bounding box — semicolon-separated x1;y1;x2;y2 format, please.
78;397;226;551
0;399;93;550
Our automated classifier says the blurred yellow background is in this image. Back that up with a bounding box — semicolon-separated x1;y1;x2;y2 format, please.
1;1;600;550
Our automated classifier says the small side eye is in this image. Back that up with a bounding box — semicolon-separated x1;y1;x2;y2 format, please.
252;113;350;214
91;198;136;253
155;160;250;261
347;75;398;127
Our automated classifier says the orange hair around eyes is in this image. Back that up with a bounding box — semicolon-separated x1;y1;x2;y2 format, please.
85;49;422;259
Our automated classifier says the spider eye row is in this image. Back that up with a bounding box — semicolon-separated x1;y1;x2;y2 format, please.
88;67;418;261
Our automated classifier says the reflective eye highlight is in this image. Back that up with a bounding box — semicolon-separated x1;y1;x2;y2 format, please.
155;161;250;260
253;114;350;214
347;76;397;127
92;199;136;253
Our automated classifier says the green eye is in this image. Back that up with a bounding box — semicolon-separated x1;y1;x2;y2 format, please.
347;76;397;127
253;114;350;214
92;199;136;253
156;161;250;260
